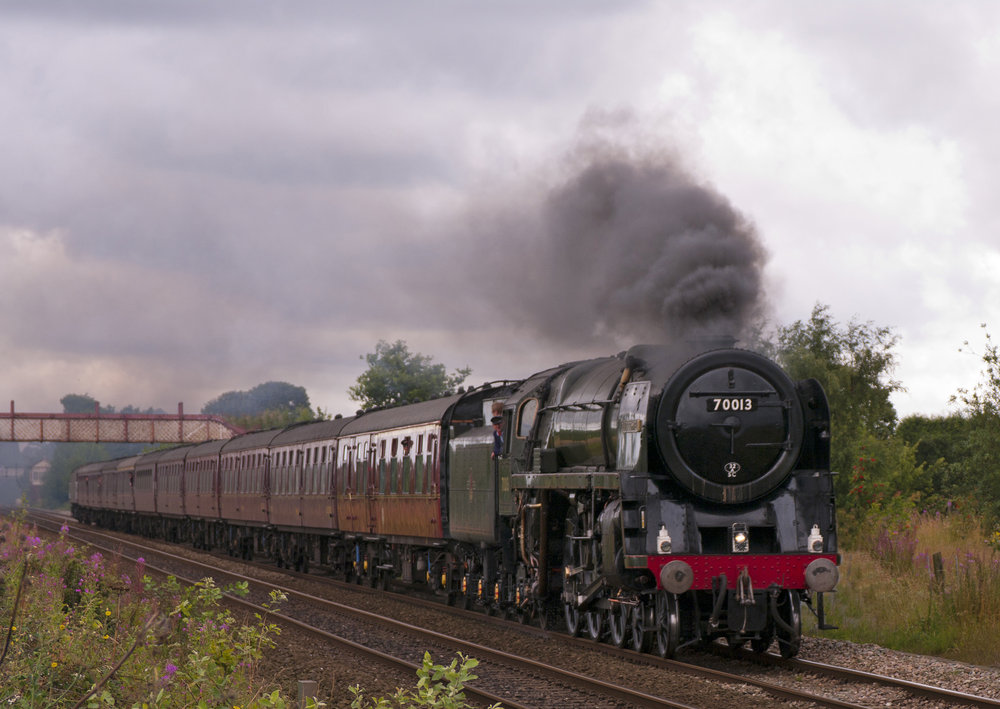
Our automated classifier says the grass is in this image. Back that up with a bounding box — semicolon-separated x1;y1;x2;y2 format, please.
807;510;1000;665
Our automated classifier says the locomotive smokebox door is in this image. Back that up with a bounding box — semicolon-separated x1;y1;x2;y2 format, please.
656;349;804;504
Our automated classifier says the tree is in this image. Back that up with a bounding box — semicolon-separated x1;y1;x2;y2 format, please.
349;340;472;410
61;393;113;414
202;381;316;431
896;413;970;505
774;304;913;503
43;442;108;509
202;381;310;417
949;324;1000;521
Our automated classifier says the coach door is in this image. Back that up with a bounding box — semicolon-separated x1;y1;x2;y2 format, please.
338;435;370;534
367;436;382;534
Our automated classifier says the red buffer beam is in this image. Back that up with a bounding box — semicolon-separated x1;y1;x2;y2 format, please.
2;402;243;444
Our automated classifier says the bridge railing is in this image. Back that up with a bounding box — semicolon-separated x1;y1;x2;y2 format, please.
1;402;243;444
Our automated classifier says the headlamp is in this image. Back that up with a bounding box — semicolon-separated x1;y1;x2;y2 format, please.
731;522;749;553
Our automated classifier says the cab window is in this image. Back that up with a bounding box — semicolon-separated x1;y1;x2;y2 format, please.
517;399;538;438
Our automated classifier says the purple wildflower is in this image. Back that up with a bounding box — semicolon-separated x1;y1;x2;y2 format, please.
162;663;178;683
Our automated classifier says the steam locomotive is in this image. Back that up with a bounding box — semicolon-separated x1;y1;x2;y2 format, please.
70;343;839;658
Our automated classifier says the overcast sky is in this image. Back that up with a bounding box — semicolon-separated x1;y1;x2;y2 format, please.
2;1;998;422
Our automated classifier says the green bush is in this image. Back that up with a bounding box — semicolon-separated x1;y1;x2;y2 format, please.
0;513;318;708
349;653;501;709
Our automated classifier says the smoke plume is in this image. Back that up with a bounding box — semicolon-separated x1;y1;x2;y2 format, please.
454;137;768;348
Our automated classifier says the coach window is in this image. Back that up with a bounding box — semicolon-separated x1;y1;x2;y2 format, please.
430;435;439;493
415;442;424;494
342;445;351;493
345;450;352;494
401;450;412;494
365;441;375;494
379;440;388;494
388;438;397;494
355;444;362;494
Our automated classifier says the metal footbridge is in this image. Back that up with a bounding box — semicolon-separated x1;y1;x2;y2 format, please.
1;402;242;444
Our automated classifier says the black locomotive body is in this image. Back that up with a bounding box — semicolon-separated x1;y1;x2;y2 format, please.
71;344;838;658
497;344;838;657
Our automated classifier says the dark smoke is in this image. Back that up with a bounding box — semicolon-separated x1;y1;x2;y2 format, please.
453;138;768;349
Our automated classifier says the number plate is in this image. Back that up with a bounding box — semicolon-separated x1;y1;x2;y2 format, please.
706;397;757;412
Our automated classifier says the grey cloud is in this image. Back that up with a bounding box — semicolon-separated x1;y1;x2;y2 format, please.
0;1;996;421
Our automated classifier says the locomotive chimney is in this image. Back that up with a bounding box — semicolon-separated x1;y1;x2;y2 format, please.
688;335;737;352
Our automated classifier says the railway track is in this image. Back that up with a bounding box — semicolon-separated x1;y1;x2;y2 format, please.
26;510;1000;708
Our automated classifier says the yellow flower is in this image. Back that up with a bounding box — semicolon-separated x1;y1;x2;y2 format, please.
51;662;58;668
103;634;110;640
105;610;112;616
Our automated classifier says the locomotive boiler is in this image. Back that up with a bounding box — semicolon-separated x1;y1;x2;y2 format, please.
71;342;839;658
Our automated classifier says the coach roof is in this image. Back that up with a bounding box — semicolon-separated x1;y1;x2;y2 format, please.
270;417;355;446
159;444;195;464
221;428;283;453
339;394;464;435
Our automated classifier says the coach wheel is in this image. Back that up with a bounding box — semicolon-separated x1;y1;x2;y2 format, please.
630;600;654;653
774;590;801;659
608;602;627;648
295;548;309;573
654;591;680;658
